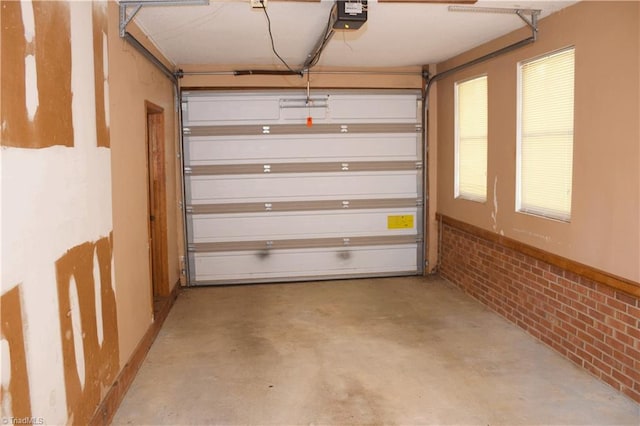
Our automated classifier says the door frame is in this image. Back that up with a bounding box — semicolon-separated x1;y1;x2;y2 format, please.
145;101;170;299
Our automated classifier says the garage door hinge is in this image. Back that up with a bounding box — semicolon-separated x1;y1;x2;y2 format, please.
184;166;192;175
416;161;423;170
182;102;188;111
415;124;422;132
183;127;191;135
416;237;424;243
416;199;424;207
185;205;193;214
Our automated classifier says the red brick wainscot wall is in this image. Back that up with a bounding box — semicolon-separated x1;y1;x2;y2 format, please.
437;214;640;404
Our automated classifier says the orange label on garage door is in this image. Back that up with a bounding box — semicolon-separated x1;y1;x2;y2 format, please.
387;215;414;229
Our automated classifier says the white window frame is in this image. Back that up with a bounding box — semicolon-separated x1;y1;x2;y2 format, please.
516;47;575;222
454;74;488;202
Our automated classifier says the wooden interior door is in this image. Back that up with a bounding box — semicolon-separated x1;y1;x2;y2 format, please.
146;101;169;299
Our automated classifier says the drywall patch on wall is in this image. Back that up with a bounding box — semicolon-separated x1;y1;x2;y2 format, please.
21;1;38;121
0;0;115;423
68;276;86;391
24;55;38;121
103;33;111;130
0;286;33;419
20;0;36;42
55;236;119;425
93;251;105;346
70;1;97;151
0;339;12;416
93;1;110;148
0;1;74;148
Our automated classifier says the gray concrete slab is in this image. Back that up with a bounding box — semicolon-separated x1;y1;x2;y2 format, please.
112;276;640;425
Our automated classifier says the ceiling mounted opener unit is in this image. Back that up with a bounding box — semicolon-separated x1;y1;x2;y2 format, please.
333;0;368;30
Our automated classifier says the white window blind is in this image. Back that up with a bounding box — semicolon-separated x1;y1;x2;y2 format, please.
455;75;487;202
517;48;575;221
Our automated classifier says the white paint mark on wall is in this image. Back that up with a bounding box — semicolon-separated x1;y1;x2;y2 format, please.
68;276;85;391
1;338;12;417
20;0;36;43
93;248;104;346
491;176;498;232
70;1;97;151
103;33;110;128
513;228;552;242
21;0;38;121
0;339;11;388
11;263;68;423
111;254;117;295
24;54;39;121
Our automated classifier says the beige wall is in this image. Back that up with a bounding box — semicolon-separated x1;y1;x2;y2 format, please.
107;1;182;367
435;1;640;282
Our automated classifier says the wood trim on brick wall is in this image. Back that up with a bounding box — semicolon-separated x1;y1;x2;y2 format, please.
88;282;180;426
437;214;640;298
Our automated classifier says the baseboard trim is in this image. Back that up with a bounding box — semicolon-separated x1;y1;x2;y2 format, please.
89;281;181;426
437;214;640;297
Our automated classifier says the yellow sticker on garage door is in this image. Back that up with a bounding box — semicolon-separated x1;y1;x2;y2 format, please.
387;215;414;229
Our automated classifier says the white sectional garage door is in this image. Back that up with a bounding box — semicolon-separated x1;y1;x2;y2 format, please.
182;90;423;285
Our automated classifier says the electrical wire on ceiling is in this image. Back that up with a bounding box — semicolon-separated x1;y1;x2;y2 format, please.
303;3;337;70
259;0;303;76
235;1;337;77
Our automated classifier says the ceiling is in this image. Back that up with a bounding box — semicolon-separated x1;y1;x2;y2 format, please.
131;0;579;69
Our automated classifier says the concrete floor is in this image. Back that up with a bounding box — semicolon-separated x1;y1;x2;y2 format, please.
112;276;640;425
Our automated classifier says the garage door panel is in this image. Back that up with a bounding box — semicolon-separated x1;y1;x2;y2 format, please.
191;209;418;242
186;133;419;165
183;93;420;125
185;97;280;123
329;95;419;122
192;245;418;283
189;173;419;204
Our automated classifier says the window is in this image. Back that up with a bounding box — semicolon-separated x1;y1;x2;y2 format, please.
455;75;488;202
517;47;575;221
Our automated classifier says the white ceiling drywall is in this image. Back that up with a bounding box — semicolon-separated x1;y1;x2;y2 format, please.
131;0;578;69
